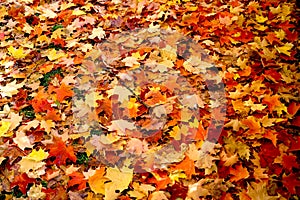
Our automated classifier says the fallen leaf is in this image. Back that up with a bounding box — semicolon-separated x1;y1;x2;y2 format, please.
229;164;249;182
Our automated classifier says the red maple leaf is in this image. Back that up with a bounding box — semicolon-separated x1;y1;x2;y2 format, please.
259;142;280;168
10;173;36;194
282;155;299;172
282;173;300;194
47;137;77;166
68;172;87;190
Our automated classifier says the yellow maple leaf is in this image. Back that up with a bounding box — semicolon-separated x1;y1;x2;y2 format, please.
45;49;66;61
169;125;181;140
27;149;49;162
88;167;107;194
72;9;86;16
275;43;294;56
255;15;268;23
7;46;27;59
0;121;12;137
104;167;133;200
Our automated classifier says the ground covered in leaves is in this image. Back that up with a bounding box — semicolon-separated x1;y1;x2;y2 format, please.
0;0;299;199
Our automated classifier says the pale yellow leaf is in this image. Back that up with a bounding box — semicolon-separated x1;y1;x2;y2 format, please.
0;80;25;98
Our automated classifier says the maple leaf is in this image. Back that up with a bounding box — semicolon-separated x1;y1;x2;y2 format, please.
68;172;87;190
45;49;67;61
282;173;300;194
7;46;28;59
282;155;299;172
229;164;249;182
104;167;133;200
54;83;74;102
246;181;278;200
11;173;36;194
171;155;196;179
45;109;61;121
147;170;171;191
241;116;261;135
13;131;34;150
88;27;105;40
262;94;283;112
47;137;77;166
0;80;25;98
127;98;140;118
27;149;49;162
27;184;46;199
31;98;52;113
88;167;107;194
287;101;300;116
0;121;12;137
224;136;251;160
275;43;294;56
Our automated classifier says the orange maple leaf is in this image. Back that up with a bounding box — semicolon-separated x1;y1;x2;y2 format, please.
45;109;61;121
68;172;87;190
31;98;52;113
196;122;207;141
287;101;300;116
229;164;249;182
47;137;77;166
128;98;140;118
10;173;36;194
262;94;282;112
241;116;261;134
171;156;195;179
148;171;172;190
263;130;277;147
54;83;74;102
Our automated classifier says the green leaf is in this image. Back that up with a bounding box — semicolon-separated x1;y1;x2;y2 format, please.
52;24;64;32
